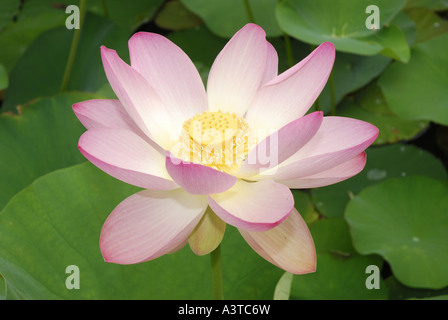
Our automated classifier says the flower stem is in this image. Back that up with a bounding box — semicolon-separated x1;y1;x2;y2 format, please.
210;244;224;300
243;0;255;23
60;0;86;93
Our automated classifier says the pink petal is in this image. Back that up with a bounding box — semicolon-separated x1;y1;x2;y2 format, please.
239;208;316;274
100;189;208;264
245;42;335;132
261;41;278;85
279;152;367;188
101;46;176;150
73;99;158;147
79;128;178;190
73;99;130;130
165;153;237;195
237;111;323;179
128;32;207;129
257;117;378;181
208;180;294;232
207;23;267;115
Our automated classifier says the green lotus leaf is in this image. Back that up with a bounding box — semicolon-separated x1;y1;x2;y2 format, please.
181;0;282;38
378;33;448;126
345;176;448;289
276;0;409;61
290;253;387;300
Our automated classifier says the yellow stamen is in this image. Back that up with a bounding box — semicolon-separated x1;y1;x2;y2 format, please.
180;110;257;174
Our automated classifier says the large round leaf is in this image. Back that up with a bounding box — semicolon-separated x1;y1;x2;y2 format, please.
290;253;387;300
337;84;429;145
0;92;101;211
311;144;447;218
181;0;282;38
290;218;387;299
345;176;448;289
222;226;284;299
0;12;66;73
309;218;357;256
378;33;448;126
276;0;409;61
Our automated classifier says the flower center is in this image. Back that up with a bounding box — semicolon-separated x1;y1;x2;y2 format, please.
179;111;257;173
188;111;239;147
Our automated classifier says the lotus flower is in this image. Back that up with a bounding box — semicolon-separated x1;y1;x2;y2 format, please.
73;24;378;274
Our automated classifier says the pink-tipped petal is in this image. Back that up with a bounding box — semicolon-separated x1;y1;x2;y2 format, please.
165;153;237;195
129;32;207;129
245;42;335;132
101;46;176;150
237;111;323;179
279;152;367;188
257;117;378;181
208;180;294;232
73;99;159;148
100;189;208;264
239;208;316;274
79;128;178;190
73;99;131;130
261;41;278;85
207;23;267;115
